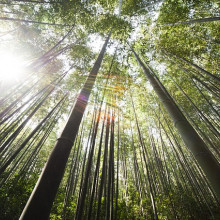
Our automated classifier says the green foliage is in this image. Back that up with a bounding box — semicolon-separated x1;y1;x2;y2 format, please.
0;174;37;220
0;0;219;219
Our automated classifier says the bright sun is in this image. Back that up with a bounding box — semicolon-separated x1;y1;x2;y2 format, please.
0;51;25;83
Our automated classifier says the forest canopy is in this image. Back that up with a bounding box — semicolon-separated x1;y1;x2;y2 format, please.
0;0;219;219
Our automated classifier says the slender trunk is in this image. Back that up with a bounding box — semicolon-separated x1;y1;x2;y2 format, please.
159;17;220;27
0;17;69;26
107;109;114;220
131;47;220;200
0;95;66;175
31;25;75;69
11;0;61;3
75;105;102;220
173;53;220;82
96;107;110;220
19;31;111;220
87;109;106;219
0;87;54;153
193;75;220;99
130;93;158;219
87;54;115;219
115;110;120;220
191;79;220;119
169;75;220;137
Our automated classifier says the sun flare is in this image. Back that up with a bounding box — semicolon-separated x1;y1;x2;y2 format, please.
0;51;25;83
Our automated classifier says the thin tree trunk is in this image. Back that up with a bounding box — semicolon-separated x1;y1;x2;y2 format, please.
0;17;69;26
131;94;158;220
159;17;220;27
96;107;110;220
75;105;102;220
11;0;61;3
115;110;120;220
173;53;220;82
87;109;106;220
19;31;111;220
0;87;54;153
0;95;66;175
131;47;220;200
30;25;75;69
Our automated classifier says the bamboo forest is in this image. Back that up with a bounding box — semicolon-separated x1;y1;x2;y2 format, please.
0;0;220;219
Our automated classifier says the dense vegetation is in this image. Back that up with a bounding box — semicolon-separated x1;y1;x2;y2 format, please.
0;0;219;219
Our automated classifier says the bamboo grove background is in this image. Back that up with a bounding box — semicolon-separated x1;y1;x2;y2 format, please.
0;0;219;219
